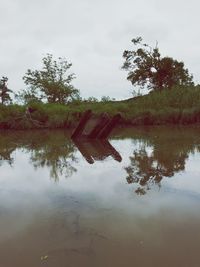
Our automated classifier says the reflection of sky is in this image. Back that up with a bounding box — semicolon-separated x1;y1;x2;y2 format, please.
164;153;200;195
0;139;200;217
1;138;200;267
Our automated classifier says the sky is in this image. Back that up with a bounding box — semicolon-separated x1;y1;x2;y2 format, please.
0;0;200;100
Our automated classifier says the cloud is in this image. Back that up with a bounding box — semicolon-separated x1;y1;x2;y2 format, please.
0;0;200;99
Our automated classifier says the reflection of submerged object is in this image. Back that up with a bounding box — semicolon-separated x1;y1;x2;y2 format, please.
71;110;121;139
73;139;122;164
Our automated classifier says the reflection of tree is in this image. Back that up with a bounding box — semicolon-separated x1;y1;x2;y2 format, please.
124;127;198;195
30;136;77;181
125;146;188;195
0;134;16;166
0;147;15;166
0;131;77;181
1;126;200;187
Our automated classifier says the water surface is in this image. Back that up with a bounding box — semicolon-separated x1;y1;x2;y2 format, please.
0;127;200;267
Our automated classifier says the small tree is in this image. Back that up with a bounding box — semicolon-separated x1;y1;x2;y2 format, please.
122;37;194;91
15;86;42;105
0;76;12;105
23;54;79;104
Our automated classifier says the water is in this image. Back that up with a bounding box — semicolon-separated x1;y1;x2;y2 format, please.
0;127;200;267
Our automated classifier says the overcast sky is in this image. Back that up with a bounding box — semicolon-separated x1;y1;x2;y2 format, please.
0;0;200;100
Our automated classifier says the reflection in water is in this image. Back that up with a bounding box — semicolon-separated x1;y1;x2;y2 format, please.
0;131;78;181
1;127;200;191
73;139;122;164
125;146;188;195
1;127;200;267
122;126;200;194
30;136;77;181
0;134;15;166
0;131;122;179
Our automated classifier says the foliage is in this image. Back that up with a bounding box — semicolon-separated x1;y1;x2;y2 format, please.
23;54;79;104
101;96;116;102
0;76;13;105
122;37;194;91
2;85;200;129
15;86;42;104
87;96;99;103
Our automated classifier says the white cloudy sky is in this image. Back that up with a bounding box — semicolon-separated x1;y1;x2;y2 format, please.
0;0;200;100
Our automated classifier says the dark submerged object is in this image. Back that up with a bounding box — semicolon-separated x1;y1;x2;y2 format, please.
71;110;121;140
97;113;121;139
87;113;110;139
71;110;122;163
71;110;93;139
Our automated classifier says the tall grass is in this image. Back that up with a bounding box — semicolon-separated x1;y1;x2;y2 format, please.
1;85;200;129
121;85;200;125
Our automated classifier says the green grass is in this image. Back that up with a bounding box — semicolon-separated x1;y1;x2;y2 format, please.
1;85;200;129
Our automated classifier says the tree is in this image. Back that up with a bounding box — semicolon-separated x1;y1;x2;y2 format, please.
0;76;12;105
15;86;42;105
23;54;79;104
122;37;194;91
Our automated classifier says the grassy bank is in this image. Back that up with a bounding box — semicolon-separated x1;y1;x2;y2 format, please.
1;86;200;129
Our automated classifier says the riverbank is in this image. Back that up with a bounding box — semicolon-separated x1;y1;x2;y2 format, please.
1;86;200;130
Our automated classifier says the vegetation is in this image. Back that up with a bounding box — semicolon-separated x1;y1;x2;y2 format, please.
122;37;194;91
0;77;13;105
1;40;200;130
21;54;79;104
1;85;200;129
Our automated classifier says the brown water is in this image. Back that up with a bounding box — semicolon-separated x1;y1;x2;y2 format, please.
0;126;200;267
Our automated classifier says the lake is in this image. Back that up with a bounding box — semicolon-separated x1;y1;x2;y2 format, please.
0;126;200;267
